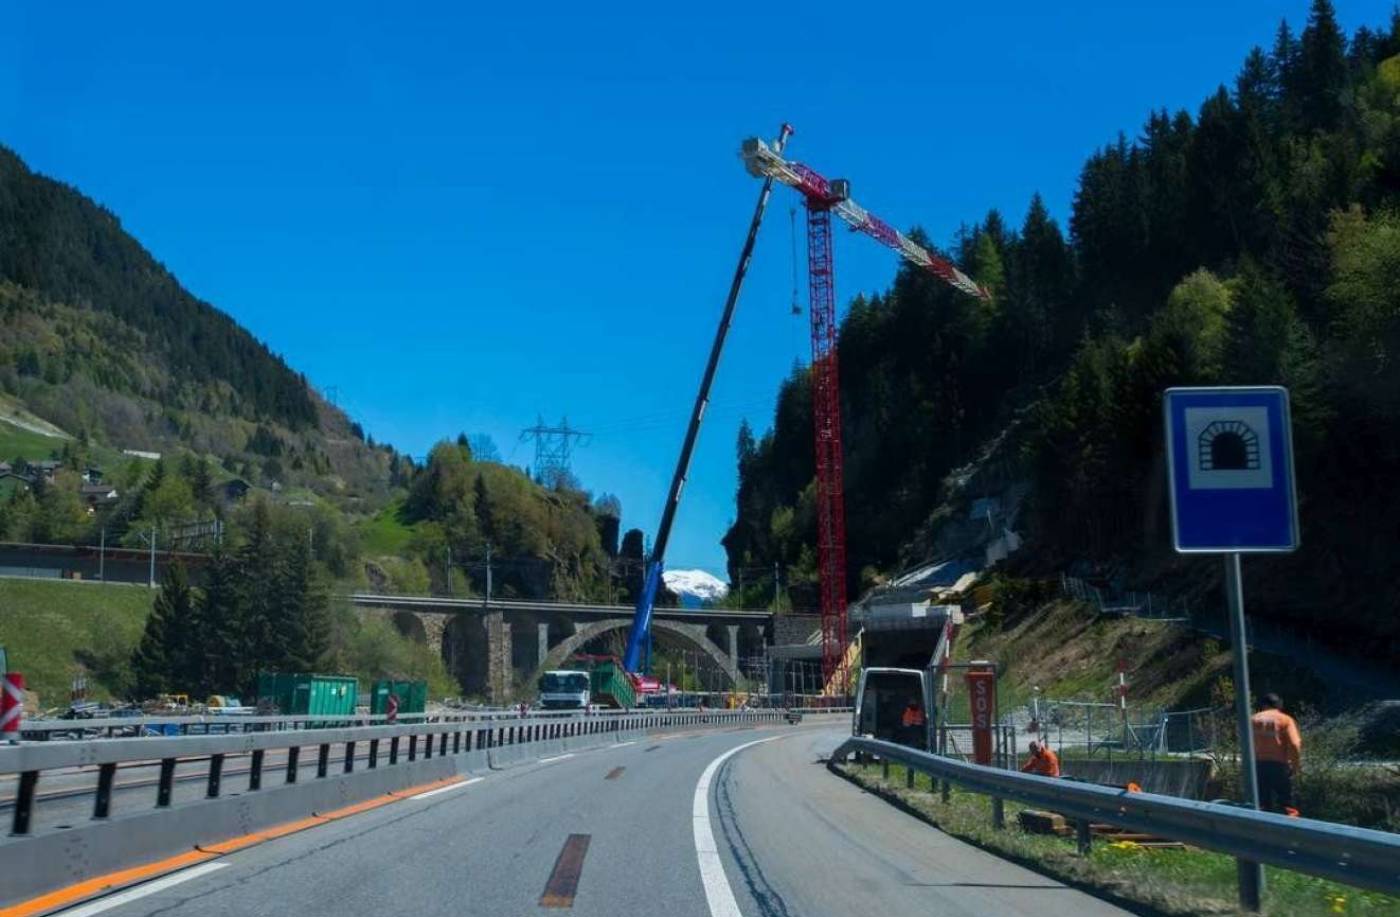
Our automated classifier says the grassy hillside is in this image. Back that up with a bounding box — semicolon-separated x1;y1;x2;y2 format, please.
0;577;460;705
357;499;415;556
947;597;1329;722
0;578;153;705
0;419;63;466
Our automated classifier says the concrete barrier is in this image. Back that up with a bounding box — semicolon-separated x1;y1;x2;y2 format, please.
0;708;792;908
1061;757;1213;799
1;753;466;906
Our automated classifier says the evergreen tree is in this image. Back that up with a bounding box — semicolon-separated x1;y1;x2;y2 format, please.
1297;0;1349;132
270;534;315;672
473;473;495;544
200;549;245;695
189;457;213;509
237;500;284;685
130;565;197;698
1274;19;1303;127
145;458;167;496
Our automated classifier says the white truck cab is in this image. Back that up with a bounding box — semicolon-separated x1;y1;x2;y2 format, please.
537;670;591;710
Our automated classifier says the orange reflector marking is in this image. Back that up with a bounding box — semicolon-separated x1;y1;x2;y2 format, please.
317;796;396;820
2;775;473;916
0;849;215;917
387;776;462;799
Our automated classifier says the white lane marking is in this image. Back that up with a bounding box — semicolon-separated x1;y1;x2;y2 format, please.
539;753;575;763
410;777;483;800
58;863;228;916
616;741;636;748
693;735;783;917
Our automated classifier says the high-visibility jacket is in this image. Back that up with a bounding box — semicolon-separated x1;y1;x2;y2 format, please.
1021;747;1061;778
1252;708;1301;769
901;706;926;727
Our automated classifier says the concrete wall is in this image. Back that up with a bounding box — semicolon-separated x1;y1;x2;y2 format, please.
1060;757;1213;799
773;614;821;646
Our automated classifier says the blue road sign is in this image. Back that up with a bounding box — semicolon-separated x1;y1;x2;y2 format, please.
1163;386;1299;553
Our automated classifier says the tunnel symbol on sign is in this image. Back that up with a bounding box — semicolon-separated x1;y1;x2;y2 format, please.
1198;421;1260;472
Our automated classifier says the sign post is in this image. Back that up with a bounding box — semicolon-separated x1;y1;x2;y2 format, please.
964;665;996;767
1164;386;1299;913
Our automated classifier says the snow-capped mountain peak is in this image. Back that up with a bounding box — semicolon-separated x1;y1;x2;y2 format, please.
662;569;729;604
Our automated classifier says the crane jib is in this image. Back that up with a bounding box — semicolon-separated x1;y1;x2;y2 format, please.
740;137;989;302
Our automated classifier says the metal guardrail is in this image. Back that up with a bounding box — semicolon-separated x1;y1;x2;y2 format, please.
830;737;1400;899
0;708;806;908
19;707;641;738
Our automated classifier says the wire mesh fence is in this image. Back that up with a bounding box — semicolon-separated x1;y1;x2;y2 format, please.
1059;573;1191;621
1032;699;1226;759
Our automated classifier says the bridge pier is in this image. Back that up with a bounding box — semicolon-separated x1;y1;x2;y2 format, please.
486;611;513;704
538;622;549;669
727;624;739;674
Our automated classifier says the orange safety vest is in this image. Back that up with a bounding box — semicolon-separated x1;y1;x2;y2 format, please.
1021;747;1061;778
901;706;926;727
1251;708;1302;767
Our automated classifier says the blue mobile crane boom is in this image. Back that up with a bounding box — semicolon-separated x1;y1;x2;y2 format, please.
620;123;793;674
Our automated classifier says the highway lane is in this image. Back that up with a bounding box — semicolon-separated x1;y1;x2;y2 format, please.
55;723;1128;917
715;728;1126;917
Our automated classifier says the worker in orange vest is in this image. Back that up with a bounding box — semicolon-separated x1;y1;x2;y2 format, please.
899;699;927;747
1251;692;1302;815
1021;739;1061;777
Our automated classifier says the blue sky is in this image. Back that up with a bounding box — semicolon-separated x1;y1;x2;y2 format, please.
2;1;1392;576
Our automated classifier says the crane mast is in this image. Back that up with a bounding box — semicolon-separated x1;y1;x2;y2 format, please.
739;135;989;687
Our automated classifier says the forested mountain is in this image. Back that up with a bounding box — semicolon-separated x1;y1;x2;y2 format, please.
0;145;633;614
726;0;1400;653
0;145;403;505
0;146;313;428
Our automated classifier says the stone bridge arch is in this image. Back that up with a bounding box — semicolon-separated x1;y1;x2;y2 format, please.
530;617;740;690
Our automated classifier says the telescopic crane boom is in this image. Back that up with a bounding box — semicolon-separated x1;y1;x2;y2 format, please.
620;124;794;675
739;135;989;687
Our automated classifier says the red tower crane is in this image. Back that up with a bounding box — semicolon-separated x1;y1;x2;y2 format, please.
740;135;989;687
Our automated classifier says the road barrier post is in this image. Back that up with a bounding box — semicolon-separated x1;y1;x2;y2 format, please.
1;672;24;744
1076;818;1091;856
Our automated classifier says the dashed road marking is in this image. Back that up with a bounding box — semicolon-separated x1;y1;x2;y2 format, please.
539;834;591;908
410;777;483;800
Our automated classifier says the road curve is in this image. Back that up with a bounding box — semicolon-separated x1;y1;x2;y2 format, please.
57;723;1127;917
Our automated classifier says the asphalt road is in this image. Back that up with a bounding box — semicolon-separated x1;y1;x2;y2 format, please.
62;724;1128;917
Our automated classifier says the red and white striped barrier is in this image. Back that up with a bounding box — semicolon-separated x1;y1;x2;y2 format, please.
1;672;23;743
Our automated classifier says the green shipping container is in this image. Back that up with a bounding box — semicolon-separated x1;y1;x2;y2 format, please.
257;673;358;717
370;679;427;716
588;660;634;710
